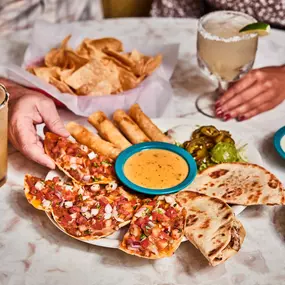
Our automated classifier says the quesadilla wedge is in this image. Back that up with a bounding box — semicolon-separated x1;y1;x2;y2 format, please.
44;132;115;185
51;182;141;240
24;174;78;211
120;196;186;259
189;162;284;205
176;191;245;266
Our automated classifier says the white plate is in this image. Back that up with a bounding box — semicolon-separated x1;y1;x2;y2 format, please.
45;118;263;249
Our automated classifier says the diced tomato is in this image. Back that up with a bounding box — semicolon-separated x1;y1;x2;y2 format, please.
52;146;60;154
60;214;72;226
99;197;109;206
152;212;169;222
156;239;168;250
141;238;150;249
148;200;156;206
57;140;66;148
52;177;60;183
92;220;104;230
158;231;169;240
135;217;149;228
77;215;88;225
66;147;75;155
165;207;177;218
62;191;75;201
69;206;81;213
35;192;44;201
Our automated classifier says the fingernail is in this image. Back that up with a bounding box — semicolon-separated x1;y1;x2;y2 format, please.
223;114;231;121
216;110;223;118
237;115;245;122
215;101;221;108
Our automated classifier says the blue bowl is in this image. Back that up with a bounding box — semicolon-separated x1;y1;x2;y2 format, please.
115;142;197;195
274;126;285;159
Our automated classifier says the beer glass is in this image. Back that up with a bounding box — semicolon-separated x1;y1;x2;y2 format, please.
0;84;9;187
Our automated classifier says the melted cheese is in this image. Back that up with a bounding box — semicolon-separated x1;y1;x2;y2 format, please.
124;149;189;189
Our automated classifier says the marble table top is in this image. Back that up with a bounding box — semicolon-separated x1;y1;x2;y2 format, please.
1;18;285;285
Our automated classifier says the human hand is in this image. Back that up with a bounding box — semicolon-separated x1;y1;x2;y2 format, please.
215;66;285;121
8;90;69;168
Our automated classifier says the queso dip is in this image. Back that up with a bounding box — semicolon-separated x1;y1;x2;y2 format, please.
123;149;189;189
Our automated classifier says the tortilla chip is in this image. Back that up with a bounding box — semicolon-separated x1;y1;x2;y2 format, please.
103;49;134;68
64;58;121;94
76;81;115;96
76;41;106;60
143;54;162;75
32;66;61;83
118;68;141;91
60;35;72;49
85;38;123;52
49;76;76;94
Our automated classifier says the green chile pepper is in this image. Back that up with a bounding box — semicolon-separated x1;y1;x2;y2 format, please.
200;126;220;137
183;139;208;161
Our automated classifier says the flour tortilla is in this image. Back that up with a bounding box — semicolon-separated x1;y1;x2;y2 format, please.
189;162;284;205
176;191;245;266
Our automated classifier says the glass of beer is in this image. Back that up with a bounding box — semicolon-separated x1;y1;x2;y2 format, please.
196;11;258;117
0;84;9;187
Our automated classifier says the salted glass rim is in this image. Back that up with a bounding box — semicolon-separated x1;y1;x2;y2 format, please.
198;10;258;43
0;84;9;110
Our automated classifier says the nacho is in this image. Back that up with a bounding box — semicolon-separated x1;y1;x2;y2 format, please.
120;196;186;259
44;132;115;185
51;182;141;240
24;174;77;211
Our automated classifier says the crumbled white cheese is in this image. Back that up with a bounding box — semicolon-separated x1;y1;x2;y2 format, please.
70;213;77;219
88;151;97;160
80;145;88;152
104;213;112;220
84;211;92;219
70;157;77;164
91;208;99;216
78;188;84;195
42;199;51;208
65;185;73;191
165;196;176;206
81;206;88;213
35;181;45;191
64;201;73;208
109;181;117;190
82;195;90;201
91;184;100;191
70;164;77;170
105;204;112;214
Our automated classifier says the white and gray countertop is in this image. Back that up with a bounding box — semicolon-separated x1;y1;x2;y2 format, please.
1;18;285;285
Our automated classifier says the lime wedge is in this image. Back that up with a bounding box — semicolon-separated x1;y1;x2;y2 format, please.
239;22;270;36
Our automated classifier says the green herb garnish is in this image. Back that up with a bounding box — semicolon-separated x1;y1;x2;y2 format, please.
140;234;146;240
102;161;112;166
